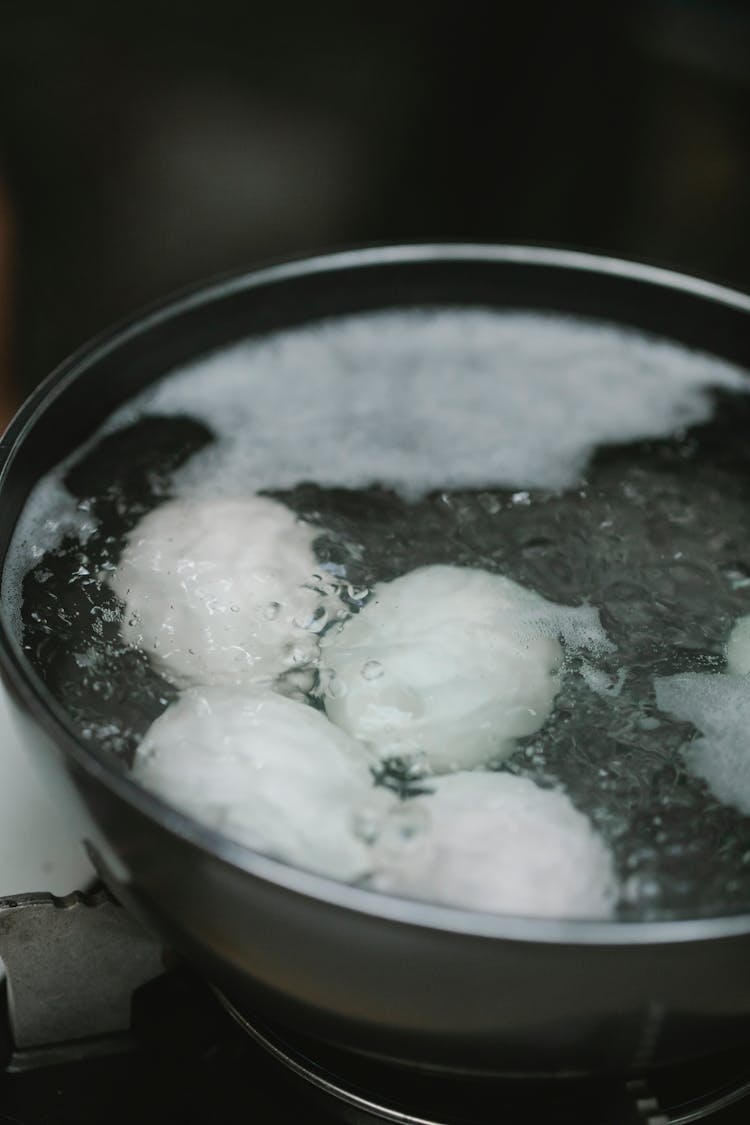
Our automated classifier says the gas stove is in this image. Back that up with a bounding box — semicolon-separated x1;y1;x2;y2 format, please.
1;689;750;1124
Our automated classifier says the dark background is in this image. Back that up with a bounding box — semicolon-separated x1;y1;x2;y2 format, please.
1;0;749;401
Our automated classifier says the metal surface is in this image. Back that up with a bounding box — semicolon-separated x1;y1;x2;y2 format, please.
216;988;668;1125
217;990;750;1125
1;246;750;1074
0;887;163;1049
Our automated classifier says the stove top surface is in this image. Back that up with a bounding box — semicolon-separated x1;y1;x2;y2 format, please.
1;970;749;1125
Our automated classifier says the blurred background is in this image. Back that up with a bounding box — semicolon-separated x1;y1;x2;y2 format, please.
0;0;749;415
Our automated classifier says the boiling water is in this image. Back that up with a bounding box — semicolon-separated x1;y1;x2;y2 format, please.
5;308;750;920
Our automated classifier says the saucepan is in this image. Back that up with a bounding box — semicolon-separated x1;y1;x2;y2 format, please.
1;245;750;1079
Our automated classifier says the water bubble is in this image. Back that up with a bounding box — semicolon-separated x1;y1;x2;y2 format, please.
722;562;750;590
276;666;316;699
394;807;429;840
623;482;644;503
292;615;312;631
623;874;662;904
478;492;501;515
312;667;334;697
381;802;431;850
306;607;329;634
352;805;384;844
326;673;348;700
520;536;554;557
362;660;384;681
317;579;342;598
319;561;347;578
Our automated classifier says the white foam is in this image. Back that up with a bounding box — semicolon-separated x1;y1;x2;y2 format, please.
102;308;748;501
727;614;750;676
655;672;750;814
320;564;609;773
372;770;617;918
110;496;342;689
5;308;746;646
503;601;616;656
135;686;391;880
580;661;627;699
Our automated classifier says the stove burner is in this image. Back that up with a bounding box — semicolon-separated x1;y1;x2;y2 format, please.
215;989;750;1124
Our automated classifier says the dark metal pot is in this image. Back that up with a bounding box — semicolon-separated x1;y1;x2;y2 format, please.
1;245;750;1079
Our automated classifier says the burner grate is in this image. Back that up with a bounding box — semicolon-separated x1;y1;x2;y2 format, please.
217;989;750;1124
1;889;750;1123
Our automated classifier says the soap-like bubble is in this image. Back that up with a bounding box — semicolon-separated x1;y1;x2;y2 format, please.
655;671;750;817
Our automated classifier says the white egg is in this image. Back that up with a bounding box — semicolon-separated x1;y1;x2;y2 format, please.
321;565;563;773
727;614;750;676
111;496;336;689
372;771;617;919
135;687;390;880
